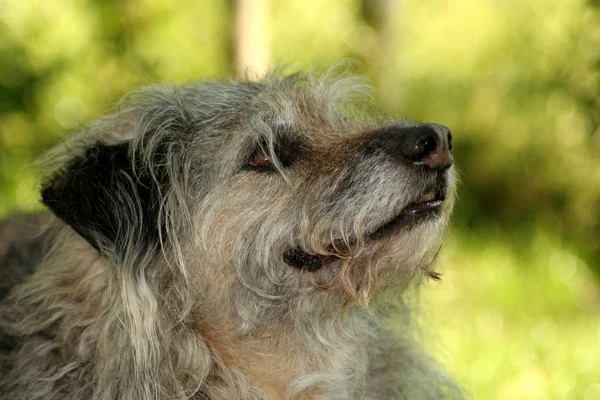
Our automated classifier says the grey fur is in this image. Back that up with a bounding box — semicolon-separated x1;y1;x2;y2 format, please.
0;70;464;399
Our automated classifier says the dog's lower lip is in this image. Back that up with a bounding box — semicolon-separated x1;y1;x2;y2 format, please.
400;198;443;216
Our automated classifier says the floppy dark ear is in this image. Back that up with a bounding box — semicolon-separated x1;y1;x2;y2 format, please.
41;142;165;259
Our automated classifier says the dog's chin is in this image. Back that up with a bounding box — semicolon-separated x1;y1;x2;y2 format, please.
283;186;449;272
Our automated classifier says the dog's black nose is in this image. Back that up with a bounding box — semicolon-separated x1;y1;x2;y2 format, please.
371;123;453;171
400;123;453;170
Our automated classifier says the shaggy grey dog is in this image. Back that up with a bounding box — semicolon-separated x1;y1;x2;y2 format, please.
0;71;463;399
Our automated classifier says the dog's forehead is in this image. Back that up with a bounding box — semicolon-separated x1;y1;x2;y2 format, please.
242;82;378;147
249;83;342;123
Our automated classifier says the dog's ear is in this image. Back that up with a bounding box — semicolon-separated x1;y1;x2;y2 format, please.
41;142;165;259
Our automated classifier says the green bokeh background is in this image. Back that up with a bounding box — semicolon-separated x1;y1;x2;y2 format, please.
1;1;599;398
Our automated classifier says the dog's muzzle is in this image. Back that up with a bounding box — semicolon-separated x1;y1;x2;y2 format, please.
284;122;454;272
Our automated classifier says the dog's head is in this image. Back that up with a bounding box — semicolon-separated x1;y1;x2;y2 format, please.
41;72;456;316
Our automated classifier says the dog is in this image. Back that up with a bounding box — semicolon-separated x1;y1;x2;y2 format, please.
0;71;463;399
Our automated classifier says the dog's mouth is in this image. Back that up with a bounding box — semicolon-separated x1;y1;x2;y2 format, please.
369;188;445;239
284;185;447;272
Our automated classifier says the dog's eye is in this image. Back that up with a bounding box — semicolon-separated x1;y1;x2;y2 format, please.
248;150;273;169
246;134;305;172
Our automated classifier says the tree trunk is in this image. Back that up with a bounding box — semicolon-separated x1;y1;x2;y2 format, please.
234;0;271;79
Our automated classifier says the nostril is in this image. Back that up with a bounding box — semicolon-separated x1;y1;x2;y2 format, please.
448;132;453;151
419;135;439;158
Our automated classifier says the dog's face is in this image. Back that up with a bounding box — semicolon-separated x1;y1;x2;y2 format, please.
41;74;456;316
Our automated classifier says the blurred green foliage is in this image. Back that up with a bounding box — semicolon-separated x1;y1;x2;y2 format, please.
395;0;600;268
0;0;599;398
425;230;600;400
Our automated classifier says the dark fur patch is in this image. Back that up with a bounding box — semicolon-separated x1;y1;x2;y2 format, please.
41;142;166;259
283;248;331;272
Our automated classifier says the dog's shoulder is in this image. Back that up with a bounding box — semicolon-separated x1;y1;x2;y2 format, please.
0;214;49;301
